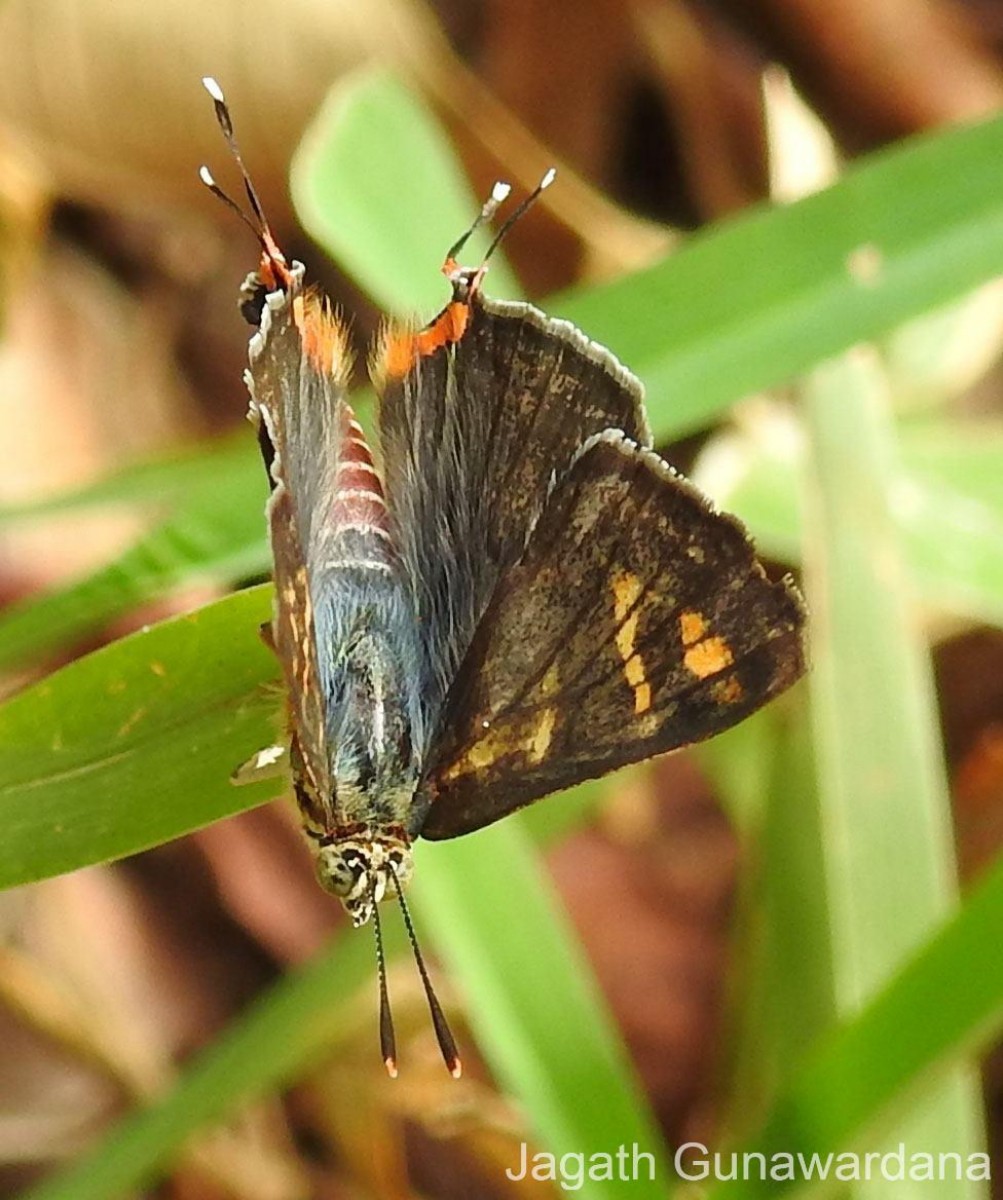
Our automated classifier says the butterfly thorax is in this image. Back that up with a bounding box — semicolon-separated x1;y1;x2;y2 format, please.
303;562;427;920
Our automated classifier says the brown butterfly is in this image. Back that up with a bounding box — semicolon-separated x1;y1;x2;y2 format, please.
202;78;806;1076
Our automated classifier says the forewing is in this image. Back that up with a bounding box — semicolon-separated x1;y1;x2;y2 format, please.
413;431;806;840
243;269;355;816
266;487;332;813
247;267;353;565
377;295;649;730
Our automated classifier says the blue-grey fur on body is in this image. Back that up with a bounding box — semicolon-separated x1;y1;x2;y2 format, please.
309;561;427;829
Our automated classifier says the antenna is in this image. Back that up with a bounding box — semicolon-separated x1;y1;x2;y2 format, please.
198;77;288;278
482;167;556;266
443;180;512;271
442;169;556;296
371;881;398;1078
390;868;462;1078
200;77;268;229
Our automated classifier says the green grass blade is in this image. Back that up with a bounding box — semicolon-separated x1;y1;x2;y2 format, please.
799;349;983;1193
0;439;268;670
0;436;253;521
0;586;280;889
414;821;670;1199
557;114;1003;438
699;699;837;1139
705;416;1003;629
701;851;1003;1198
292;71;520;316
17;921;405;1200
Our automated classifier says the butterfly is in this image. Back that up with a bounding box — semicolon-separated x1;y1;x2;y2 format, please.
200;78;806;1077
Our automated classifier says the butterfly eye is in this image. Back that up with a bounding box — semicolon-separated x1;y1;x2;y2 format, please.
318;848;366;898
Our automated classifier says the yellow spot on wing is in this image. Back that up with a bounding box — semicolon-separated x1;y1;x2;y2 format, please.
466;738;503;771
684;636;734;679
612;571;652;713
541;663;560;696
624;653;651;713
616;612;639;664
442;702;560;780
680;610;707;646
528;708;556;763
613;572;643;622
633;679;651;714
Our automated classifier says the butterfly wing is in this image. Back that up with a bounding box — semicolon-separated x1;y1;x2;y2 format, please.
244;268;354;822
376;294;649;734
411;431;806;840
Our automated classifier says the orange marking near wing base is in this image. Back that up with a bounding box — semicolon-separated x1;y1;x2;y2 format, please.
381;302;470;380
293;292;351;380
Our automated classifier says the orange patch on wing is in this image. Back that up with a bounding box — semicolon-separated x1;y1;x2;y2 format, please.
684;637;734;679
380;301;470;380
680;610;708;646
293;292;351;380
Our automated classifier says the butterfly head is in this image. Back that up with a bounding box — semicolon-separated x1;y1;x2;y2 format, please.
314;835;413;927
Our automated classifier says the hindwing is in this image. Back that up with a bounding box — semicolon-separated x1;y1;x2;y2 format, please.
411;431;805;839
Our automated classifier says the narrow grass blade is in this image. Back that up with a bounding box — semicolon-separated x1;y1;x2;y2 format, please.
0;439;268;670
0;435;255;521
800;349;983;1194
701;850;1003;1198
413;820;671;1200
558;114;1003;438
17;922;405;1200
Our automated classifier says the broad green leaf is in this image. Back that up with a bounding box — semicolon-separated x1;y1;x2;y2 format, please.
292;71;520;317
0;586;279;889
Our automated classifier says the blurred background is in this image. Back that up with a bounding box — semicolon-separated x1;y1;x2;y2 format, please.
2;1;1003;1197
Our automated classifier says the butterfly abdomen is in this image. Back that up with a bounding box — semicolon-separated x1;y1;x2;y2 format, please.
325;404;397;573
